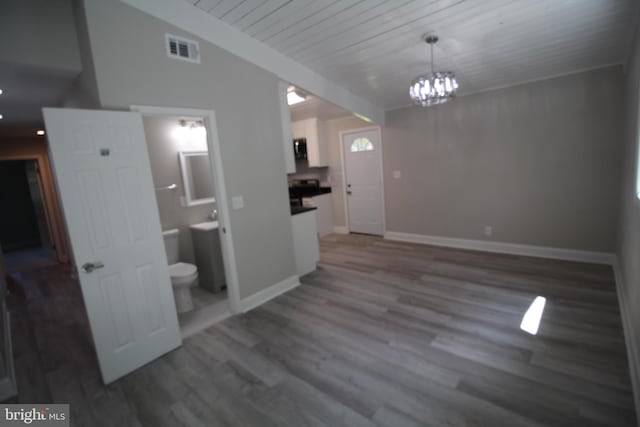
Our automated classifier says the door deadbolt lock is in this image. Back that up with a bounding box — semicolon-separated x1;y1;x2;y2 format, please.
82;262;104;273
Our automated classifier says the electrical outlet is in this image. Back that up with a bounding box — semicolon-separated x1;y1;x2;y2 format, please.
484;226;493;236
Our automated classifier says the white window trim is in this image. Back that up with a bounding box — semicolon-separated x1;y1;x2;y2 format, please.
350;137;375;153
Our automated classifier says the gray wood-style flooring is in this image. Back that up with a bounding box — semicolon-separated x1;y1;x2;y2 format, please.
7;234;638;426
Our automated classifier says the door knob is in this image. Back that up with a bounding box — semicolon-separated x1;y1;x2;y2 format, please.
82;262;104;273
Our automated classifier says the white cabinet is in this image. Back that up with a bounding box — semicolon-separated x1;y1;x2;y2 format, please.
278;81;296;174
303;193;334;237
304;118;329;167
291;210;319;276
291;118;329;167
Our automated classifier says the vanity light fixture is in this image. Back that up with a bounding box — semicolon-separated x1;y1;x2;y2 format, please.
174;118;207;151
179;119;204;129
287;86;307;105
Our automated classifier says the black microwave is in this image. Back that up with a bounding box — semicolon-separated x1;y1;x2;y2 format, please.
293;138;307;160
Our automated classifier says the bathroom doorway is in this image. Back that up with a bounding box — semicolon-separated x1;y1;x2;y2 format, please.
133;106;239;338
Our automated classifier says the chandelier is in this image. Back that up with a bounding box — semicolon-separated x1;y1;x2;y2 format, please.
409;34;459;107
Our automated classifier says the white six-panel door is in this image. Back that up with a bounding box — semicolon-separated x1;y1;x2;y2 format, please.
43;108;181;384
342;128;384;236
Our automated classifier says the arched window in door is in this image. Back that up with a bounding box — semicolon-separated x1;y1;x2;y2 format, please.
350;137;374;153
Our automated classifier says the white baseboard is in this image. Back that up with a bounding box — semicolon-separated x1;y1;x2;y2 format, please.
180;303;232;339
613;259;640;422
238;275;300;313
333;226;349;234
384;231;615;265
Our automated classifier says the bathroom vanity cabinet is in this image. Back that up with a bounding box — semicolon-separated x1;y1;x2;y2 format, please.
190;222;226;293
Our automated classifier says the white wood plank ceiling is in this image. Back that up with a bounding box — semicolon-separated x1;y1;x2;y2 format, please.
184;0;636;110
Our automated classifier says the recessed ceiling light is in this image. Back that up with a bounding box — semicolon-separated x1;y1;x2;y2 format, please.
0;114;3;120
37;130;45;136
0;89;3;95
287;86;307;105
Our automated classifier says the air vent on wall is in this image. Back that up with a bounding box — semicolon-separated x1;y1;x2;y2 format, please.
165;34;200;63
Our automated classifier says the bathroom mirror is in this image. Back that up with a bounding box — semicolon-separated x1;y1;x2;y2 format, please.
178;151;215;206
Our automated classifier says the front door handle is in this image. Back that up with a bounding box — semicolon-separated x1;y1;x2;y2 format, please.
82;262;104;273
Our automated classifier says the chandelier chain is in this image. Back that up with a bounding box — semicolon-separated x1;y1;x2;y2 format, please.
430;42;434;75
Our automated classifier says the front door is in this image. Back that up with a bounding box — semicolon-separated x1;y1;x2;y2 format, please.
43;108;181;384
342;128;384;236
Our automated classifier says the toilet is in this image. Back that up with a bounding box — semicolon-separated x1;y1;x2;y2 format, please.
162;229;198;313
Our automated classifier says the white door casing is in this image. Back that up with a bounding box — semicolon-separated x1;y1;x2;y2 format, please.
341;128;384;236
130;105;242;315
43;108;181;384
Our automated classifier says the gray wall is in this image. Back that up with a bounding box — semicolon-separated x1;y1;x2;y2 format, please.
143;116;216;265
383;66;623;252
62;0;100;109
617;20;640;400
81;0;296;299
0;0;81;73
325;116;373;227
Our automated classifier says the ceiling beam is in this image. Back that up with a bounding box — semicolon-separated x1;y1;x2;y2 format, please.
120;0;385;125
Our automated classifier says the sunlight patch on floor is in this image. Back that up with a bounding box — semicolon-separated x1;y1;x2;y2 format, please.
520;296;546;335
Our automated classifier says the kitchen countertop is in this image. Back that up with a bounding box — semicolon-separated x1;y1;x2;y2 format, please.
312;187;332;195
290;206;317;216
190;220;219;231
289;186;332;198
